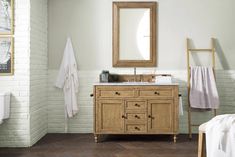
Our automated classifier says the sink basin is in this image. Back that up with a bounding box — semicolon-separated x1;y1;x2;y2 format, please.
118;82;177;85
121;82;151;84
120;82;154;85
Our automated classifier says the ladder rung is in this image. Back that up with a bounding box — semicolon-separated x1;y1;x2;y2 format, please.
188;49;213;52
191;124;200;127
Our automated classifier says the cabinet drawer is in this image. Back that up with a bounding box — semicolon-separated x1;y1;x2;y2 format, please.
126;124;147;133
126;101;146;110
139;88;172;97
97;87;135;98
126;113;146;122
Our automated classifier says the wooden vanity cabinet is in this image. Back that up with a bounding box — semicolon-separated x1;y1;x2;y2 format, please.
148;99;174;133
96;99;124;133
93;85;179;142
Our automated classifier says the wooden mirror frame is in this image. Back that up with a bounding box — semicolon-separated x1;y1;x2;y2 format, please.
112;2;157;67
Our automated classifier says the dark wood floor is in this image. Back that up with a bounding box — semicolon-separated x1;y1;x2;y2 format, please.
0;134;198;157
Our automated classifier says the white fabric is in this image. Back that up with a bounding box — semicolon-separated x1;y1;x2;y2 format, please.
179;96;183;116
0;92;10;124
55;37;79;120
0;99;4;123
189;66;219;109
155;75;172;84
199;122;207;132
205;114;235;157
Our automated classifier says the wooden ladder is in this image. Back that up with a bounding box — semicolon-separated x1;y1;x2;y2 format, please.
186;38;217;139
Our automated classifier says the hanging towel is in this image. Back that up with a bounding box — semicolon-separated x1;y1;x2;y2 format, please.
205;114;235;157
189;66;219;109
55;37;79;131
179;96;183;116
0;92;10;124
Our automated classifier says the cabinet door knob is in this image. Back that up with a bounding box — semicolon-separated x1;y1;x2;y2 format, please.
135;115;140;119
135;103;140;107
134;127;140;130
121;115;126;119
154;91;160;95
148;115;152;118
115;92;120;95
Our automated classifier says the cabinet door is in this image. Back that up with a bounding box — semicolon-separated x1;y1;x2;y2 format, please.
148;100;173;133
97;100;124;133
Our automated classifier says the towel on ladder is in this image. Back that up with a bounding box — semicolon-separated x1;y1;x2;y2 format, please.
189;66;219;109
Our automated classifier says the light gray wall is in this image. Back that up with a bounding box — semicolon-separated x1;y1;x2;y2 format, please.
48;0;235;70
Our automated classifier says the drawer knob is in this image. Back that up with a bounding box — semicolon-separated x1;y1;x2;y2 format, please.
154;91;160;95
135;103;140;107
135;115;140;119
115;92;120;95
134;127;140;130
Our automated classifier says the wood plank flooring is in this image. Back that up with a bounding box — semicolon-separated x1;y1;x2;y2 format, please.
0;134;198;157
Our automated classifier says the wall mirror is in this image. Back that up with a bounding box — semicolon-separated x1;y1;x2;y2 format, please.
113;2;157;67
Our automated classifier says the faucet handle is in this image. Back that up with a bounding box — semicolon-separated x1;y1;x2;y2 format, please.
151;75;156;82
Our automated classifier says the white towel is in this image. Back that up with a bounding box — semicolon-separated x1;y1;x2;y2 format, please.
179;96;183;116
55;37;79;132
205;114;235;157
0;92;10;124
189;66;219;109
155;75;172;84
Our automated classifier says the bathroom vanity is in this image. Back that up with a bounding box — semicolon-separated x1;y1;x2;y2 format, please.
93;80;179;142
93;2;178;142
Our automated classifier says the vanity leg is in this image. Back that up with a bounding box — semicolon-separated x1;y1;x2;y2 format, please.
94;134;98;143
173;134;177;143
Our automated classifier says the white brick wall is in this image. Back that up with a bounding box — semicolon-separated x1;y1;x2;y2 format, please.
48;69;235;134
29;0;48;146
48;70;95;133
0;0;48;147
0;0;31;147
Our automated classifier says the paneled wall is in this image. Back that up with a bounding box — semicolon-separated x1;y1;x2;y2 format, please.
29;0;48;146
0;0;31;147
48;69;235;133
